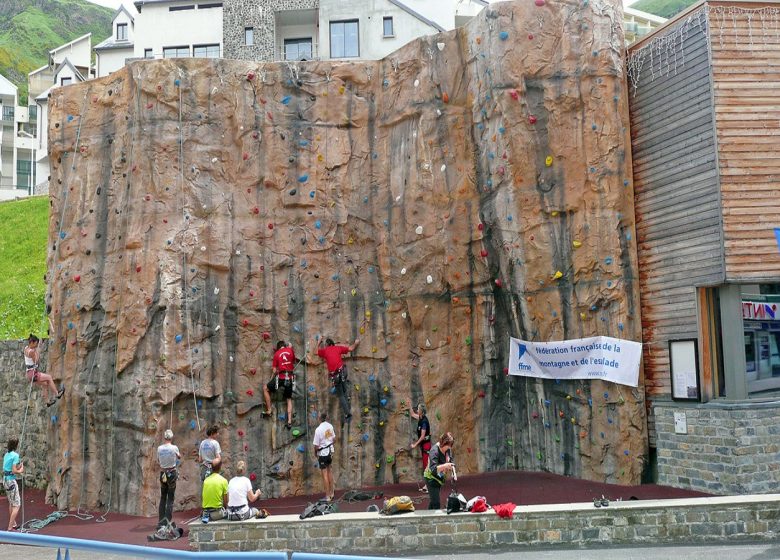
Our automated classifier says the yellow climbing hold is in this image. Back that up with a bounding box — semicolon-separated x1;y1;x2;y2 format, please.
573;240;582;248
553;271;563;280
545;156;553;167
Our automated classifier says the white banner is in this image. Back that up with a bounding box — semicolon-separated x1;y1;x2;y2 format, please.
508;336;642;387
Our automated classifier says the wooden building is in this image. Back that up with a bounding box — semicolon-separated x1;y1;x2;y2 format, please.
627;0;780;494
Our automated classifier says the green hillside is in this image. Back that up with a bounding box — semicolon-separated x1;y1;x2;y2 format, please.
630;0;697;19
0;0;113;104
0;196;49;339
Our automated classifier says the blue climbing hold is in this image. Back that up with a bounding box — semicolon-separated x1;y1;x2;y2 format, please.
298;174;309;183
499;31;509;40
282;96;292;105
175;334;183;343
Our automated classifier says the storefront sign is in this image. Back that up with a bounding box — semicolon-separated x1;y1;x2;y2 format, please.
742;301;778;321
507;336;642;387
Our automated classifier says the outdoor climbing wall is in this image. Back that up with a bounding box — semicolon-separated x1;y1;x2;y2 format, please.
45;0;646;517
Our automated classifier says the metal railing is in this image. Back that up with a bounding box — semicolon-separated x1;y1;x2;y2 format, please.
0;532;411;559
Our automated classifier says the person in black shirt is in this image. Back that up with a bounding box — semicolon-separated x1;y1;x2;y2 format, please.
409;403;432;492
423;432;455;510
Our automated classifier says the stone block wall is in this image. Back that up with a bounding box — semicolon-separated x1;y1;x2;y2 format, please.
189;495;780;553
223;0;318;61
654;401;780;494
0;340;50;489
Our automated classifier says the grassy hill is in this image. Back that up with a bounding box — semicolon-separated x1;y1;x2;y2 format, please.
0;0;113;104
630;0;697;18
0;196;49;339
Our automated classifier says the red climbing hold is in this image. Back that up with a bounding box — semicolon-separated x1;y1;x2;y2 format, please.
528;115;537;124
74;275;81;283
480;249;488;258
247;72;255;81
509;90;519;101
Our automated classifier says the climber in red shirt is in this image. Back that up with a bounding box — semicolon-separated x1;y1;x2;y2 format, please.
316;337;359;421
263;341;296;429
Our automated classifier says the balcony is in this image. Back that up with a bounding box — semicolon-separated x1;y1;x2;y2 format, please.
275;8;319;61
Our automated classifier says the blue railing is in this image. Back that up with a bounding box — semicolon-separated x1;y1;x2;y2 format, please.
0;531;411;559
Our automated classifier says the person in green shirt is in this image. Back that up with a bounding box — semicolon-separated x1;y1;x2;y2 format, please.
201;458;228;523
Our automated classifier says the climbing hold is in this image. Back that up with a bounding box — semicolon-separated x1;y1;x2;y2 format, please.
553;271;563;280
499;31;509;40
545;156;553;167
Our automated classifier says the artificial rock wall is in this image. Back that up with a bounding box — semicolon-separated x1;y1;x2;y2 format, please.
45;0;645;516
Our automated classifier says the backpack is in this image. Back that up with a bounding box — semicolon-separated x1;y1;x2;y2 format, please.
299;499;336;519
380;495;415;515
446;492;467;514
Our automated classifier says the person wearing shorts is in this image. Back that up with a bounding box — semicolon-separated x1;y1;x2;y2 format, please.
313;412;336;501
3;438;24;531
262;341;296;429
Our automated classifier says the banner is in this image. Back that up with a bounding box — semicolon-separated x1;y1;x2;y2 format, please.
507;336;642;387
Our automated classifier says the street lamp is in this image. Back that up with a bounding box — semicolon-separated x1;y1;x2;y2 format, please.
17;129;35;197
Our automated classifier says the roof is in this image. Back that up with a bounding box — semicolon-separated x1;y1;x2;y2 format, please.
50;33;92;56
114;4;136;22
94;37;135;51
388;0;445;32
53;58;86;83
624;6;667;24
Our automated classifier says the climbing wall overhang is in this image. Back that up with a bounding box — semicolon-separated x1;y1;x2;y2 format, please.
46;0;646;516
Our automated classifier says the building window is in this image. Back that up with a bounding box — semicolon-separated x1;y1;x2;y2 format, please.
169;4;194;10
383;17;394;37
284;38;313;61
163;46;190;58
245;27;254;46
60;77;72;86
330;20;359;58
117;23;128;41
193;44;220;58
144;48;153;59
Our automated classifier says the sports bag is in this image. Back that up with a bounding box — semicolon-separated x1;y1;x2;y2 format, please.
380;495;415;515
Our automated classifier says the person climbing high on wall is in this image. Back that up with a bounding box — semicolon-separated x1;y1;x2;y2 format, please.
156;429;181;529
409;403;432;493
313;412;336;502
262;340;296;429
316;336;360;421
3;437;24;531
424;432;456;510
23;334;64;407
198;425;221;482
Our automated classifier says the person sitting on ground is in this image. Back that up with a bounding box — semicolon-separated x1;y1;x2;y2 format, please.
227;460;266;520
23;334;64;407
316;336;359;421
201;457;228;523
198;425;221;481
262;340;296;429
424;432;456;510
3;438;24;531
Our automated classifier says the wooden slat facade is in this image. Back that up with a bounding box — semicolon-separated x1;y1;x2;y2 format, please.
709;2;780;281
628;7;725;409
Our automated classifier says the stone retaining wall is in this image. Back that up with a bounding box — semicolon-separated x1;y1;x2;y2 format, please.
189;495;780;554
0;339;50;489
654;400;780;494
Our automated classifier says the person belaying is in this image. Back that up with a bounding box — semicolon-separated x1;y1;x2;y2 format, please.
409;403;432;493
313;412;336;502
198;425;221;482
316;336;360;421
200;457;228;523
4;438;24;531
424;432;456;510
23;334;64;407
262;340;296;429
157;429;181;529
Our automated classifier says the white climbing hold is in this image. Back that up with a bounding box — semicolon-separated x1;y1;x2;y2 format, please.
415;225;423;235
441;164;446;172
414;79;420;87
426;275;433;284
401;267;407;275
437;42;445;51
